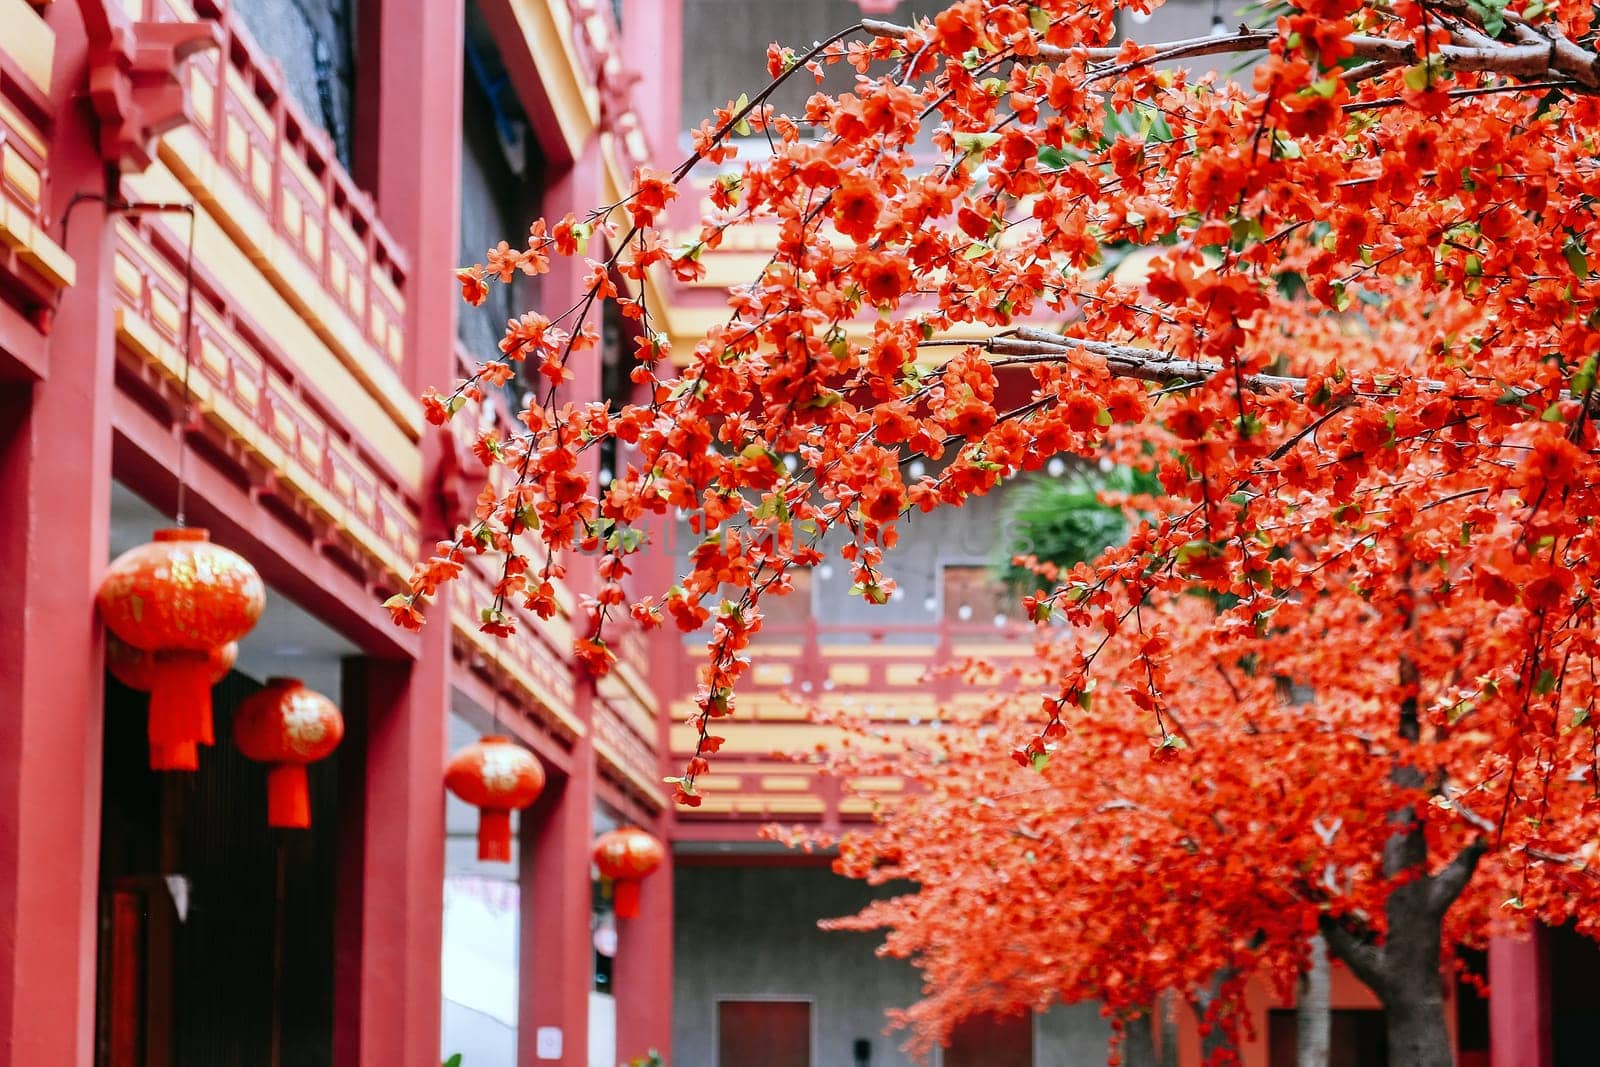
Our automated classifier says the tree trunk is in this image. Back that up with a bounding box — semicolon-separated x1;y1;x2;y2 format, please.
1316;636;1485;1067
1384;988;1454;1067
1160;991;1180;1067
1122;1005;1160;1067
1297;935;1330;1067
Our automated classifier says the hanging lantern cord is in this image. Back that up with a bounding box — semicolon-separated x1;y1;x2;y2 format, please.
491;646;502;734
174;203;198;527
57;195;200;526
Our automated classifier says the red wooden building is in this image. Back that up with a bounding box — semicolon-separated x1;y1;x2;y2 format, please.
0;1;1583;1066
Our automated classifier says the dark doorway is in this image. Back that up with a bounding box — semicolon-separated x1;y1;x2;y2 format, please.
944;1012;1034;1067
718;999;811;1067
1553;924;1600;1066
1268;1008;1388;1066
95;671;341;1066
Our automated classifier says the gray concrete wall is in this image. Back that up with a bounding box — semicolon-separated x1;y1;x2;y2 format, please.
672;864;1114;1066
673;864;925;1067
1035;1002;1115;1067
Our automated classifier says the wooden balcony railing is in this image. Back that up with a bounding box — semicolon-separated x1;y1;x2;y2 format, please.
178;0;409;374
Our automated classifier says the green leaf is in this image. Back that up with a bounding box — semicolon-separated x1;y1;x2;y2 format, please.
1541;402;1567;423
1030;750;1051;773
732;93;752;137
1534;668;1558;696
1571;355;1597;398
1037;145;1068;171
1466;0;1509;37
1029;5;1051;33
953;131;1001;159
1565;239;1589;280
1573;706;1590;728
444;1054;464;1067
1402;64;1431;92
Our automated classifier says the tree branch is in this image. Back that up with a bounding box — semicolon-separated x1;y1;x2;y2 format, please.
1317;915;1391;996
859;17;1597;84
1427;837;1489;916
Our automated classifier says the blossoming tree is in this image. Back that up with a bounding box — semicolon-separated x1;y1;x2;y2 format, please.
393;0;1600;1062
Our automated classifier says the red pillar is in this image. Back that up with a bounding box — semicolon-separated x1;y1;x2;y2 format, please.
520;733;596;1067
622;0;683;154
334;1;463;1066
1490;929;1552;1067
613;843;674;1062
513;130;611;1066
335;657;450;1067
0;18;117;1063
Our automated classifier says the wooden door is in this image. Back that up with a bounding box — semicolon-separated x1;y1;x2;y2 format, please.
944;1012;1033;1067
718;999;810;1067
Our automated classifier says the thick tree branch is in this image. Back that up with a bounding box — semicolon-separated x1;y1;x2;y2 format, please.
860;17;1597;84
1427;837;1489;916
1317;915;1391;995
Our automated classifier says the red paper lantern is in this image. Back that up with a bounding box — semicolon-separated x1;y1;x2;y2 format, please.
97;528;264;758
445;736;546;862
106;635;238;771
593;826;665;919
233;678;343;828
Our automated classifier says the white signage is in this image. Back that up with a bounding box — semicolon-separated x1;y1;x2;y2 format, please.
536;1026;564;1060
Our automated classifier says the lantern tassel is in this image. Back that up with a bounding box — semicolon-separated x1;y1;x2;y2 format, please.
614;878;642;919
265;764;311;829
147;650;218;748
149;740;199;773
478;809;512;862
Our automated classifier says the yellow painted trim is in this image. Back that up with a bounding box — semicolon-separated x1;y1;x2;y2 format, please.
120;165;422;488
508;0;598;159
452;612;585;738
1;146;40;204
0;97;46;157
0;0;54;95
848;775;904;792
594;738;665;812
115;301;414;582
0;198;75;287
157;128;423;440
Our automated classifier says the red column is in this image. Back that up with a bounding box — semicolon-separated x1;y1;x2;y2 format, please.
334;1;463;1066
613;841;674;1062
622;0;682;155
520;732;596;1067
334;656;450;1067
513;130;610;1066
1490;929;1552;1067
0;18;117;1062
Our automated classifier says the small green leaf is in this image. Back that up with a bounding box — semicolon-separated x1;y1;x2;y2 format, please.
1029;5;1051;33
1030;750;1051;773
953;131;1001;159
1571;355;1597;398
1541;403;1567;423
1534;668;1558;696
1037;145;1068;171
732;93;752;137
1403;64;1432;92
444;1054;464;1067
1565;239;1589;280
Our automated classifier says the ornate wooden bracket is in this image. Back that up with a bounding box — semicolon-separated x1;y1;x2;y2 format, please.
85;16;222;173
